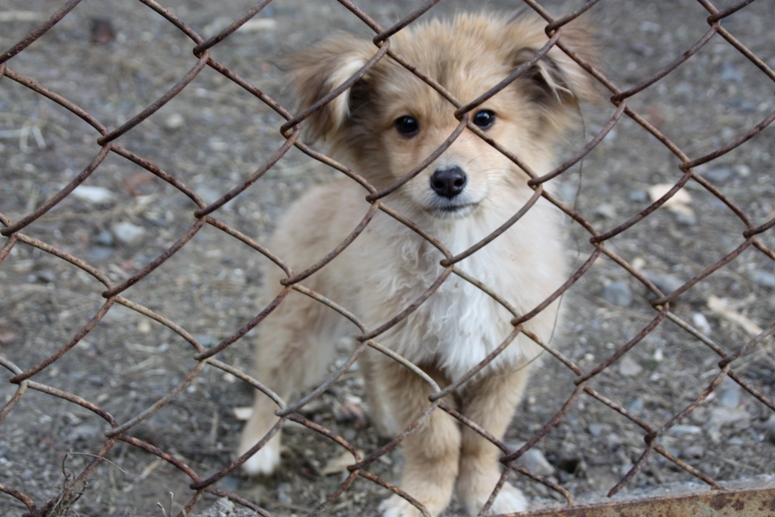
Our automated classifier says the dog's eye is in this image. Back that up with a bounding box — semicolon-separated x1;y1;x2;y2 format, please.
472;110;496;129
395;116;420;137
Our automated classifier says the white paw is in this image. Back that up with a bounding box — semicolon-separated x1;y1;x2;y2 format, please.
240;438;281;476
479;483;528;515
379;495;426;517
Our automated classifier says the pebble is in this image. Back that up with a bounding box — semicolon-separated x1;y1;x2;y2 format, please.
668;424;702;437
701;167;733;184
89;246;115;260
719;62;744;82
715;378;741;408
219;476;241;492
164;113;185;131
594;203;618;219
72;185;116;204
556;183;578;203
195;335;216;347
36;269;56;283
708;407;749;428
691;312;712;335
517;448;555;477
112;221;146;246
276;482;293;504
94;228;115;246
734;164;751;177
66;424;101;443
628;189;648;202
645;272;684;297
750;270;775;289
681;445;704;458
618;355;643;377
194;498;254;517
675;211;697;226
601;281;633;307
626;397;644;414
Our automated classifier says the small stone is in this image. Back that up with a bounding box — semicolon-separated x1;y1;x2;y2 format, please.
556;183;578;203
702;167;733;184
716;378;741;408
594;203;617;219
588;423;607;437
734;164;751;177
164;113;185;131
197;187;222;205
618;355;643;377
112;222;146;246
195;335;216;347
219;476;241;492
94;229;115;246
675;211;697;226
750;270;775;289
645;273;684;297
639;21;661;32
628;189;648;202
36;270;56;283
193;498;255;517
668;424;702;437
518;448;555;477
626;397;644;414
682;445;704;458
691;313;712;335
88;246;115;260
601;281;633;307
708;407;749;428
276;482;293;505
72;185;116;204
66;424;100;443
719;63;744;82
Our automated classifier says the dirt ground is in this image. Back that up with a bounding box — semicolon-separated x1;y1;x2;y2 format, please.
1;1;774;516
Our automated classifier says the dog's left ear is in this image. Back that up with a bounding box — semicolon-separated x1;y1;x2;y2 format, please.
511;20;601;112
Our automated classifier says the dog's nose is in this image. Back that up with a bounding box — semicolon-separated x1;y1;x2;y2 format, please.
430;167;467;198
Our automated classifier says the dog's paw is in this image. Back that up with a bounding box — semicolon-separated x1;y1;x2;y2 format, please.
240;439;281;476
473;483;528;515
379;495;427;517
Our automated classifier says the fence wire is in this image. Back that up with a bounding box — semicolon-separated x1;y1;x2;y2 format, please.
0;1;774;516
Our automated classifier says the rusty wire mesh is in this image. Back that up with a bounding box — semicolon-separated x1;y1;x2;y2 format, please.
1;0;774;516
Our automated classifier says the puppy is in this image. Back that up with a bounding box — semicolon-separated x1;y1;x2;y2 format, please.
238;12;598;517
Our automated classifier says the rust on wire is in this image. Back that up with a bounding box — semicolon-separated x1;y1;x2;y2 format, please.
521;486;775;517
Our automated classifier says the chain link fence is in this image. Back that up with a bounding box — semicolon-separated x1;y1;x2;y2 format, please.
1;0;774;516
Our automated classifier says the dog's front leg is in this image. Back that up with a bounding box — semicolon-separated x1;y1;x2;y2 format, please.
376;359;460;517
456;366;532;516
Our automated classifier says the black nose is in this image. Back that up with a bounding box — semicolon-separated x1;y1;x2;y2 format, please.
430;167;467;199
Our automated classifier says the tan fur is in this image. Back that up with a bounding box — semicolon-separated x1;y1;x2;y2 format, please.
239;12;598;517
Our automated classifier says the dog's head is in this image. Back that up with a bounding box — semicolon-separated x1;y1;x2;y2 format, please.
289;12;599;221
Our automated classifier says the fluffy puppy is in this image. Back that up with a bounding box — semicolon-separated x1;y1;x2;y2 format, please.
238;12;598;517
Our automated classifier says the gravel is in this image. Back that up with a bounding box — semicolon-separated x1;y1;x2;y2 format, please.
1;1;773;516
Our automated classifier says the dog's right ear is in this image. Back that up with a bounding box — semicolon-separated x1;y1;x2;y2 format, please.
288;36;376;143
